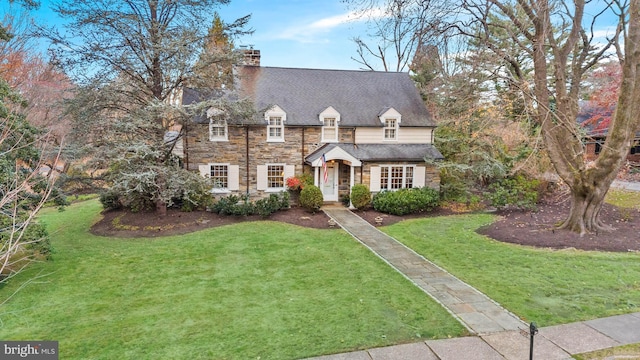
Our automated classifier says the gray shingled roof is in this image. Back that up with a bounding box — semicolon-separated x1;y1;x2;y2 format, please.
182;87;264;125
181;87;208;124
236;66;434;127
305;143;443;163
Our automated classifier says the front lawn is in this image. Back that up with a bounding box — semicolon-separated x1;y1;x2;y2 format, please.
606;188;640;209
383;214;640;326
0;200;464;360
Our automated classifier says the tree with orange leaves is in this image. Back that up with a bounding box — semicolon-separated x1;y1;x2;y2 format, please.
581;62;622;135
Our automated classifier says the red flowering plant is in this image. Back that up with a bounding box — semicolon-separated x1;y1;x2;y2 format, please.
286;174;313;191
286;176;302;191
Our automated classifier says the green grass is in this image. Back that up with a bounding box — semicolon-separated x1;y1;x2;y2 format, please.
382;214;640;327
606;188;640;209
0;200;464;360
573;343;640;359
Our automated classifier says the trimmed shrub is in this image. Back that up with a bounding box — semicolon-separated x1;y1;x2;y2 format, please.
172;169;214;211
350;184;371;210
299;185;323;212
372;187;440;215
278;191;291;209
99;190;122;211
255;193;289;217
340;194;351;207
211;192;290;217
485;175;540;210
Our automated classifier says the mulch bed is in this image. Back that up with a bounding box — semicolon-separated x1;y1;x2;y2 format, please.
478;195;640;253
91;197;640;253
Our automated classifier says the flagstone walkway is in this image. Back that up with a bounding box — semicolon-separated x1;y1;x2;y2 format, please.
314;206;640;359
322;206;526;335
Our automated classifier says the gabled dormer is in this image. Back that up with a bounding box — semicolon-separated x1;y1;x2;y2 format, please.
320;106;340;143
207;107;228;142
264;105;286;142
379;107;401;141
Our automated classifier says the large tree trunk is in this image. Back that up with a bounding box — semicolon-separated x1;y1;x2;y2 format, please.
560;178;612;235
524;0;640;235
558;0;640;235
156;199;167;216
464;0;640;235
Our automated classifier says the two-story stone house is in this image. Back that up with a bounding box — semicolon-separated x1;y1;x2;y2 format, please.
182;52;443;202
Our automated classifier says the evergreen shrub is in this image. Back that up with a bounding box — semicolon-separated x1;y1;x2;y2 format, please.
372;187;440;215
299;185;323;213
350;184;371;210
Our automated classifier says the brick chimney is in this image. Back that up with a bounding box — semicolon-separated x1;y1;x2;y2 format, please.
240;46;260;66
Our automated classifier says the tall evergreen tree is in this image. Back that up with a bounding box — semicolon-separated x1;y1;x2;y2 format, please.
192;12;236;90
39;1;252;214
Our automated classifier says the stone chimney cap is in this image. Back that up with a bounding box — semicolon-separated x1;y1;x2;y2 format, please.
240;47;260;66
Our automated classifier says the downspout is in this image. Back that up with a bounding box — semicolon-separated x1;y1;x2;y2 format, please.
301;127;305;170
246;125;250;195
184;120;189;170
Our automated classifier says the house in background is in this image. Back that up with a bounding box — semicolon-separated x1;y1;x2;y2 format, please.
578;102;640;162
182;50;443;202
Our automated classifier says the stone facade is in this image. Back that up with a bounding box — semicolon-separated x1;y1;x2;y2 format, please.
186;122;441;201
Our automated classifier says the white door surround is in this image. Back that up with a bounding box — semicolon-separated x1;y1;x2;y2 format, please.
320;163;339;202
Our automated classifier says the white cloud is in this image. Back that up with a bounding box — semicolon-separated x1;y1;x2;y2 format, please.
308;7;385;30
272;7;386;43
591;26;621;40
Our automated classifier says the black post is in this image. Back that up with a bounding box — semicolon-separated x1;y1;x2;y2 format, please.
529;322;538;360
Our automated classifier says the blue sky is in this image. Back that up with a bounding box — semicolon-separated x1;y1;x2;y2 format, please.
10;0;373;70
2;0;621;71
219;0;371;70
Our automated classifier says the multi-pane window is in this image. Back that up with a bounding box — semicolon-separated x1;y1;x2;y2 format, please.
210;165;228;189
405;166;413;188
267;165;285;188
384;118;397;140
209;118;227;141
380;165;414;190
268;116;283;141
322;117;338;142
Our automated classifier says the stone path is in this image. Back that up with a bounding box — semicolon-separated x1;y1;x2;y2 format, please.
309;206;640;359
612;180;640;192
305;312;640;359
322;206;526;335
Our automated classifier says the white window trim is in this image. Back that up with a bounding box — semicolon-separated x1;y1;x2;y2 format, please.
207;107;229;142
199;163;239;193
321;117;339;143
379;107;402;142
265;105;286;142
320;106;340;143
209;118;228;142
265;163;286;192
209;163;231;194
383;118;398;141
379;165;415;190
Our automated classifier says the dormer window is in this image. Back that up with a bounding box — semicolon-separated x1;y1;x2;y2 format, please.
265;105;286;142
209;118;227;141
320;106;340;143
384;118;397;140
379;107;402;141
268;116;283;140
208;107;228;141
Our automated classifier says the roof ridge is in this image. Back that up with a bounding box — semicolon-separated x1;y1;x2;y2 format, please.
240;65;409;74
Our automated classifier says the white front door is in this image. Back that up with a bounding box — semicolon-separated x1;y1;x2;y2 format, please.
321;163;339;202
